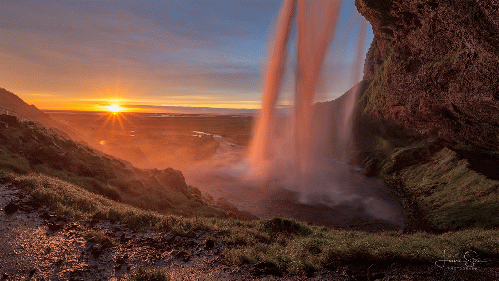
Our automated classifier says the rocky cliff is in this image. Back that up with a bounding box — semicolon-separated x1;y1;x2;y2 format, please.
355;0;499;150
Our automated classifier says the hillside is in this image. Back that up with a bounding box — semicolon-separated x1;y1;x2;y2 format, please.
0;87;84;141
0;114;255;220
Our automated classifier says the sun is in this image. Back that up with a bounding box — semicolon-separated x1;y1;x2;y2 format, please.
106;104;123;113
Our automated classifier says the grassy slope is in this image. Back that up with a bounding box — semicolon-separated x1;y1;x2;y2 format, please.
3;171;499;274
0;115;254;220
373;138;499;232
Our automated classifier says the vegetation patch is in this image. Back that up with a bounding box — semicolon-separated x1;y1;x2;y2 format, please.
129;266;169;281
361;134;499;232
423;50;462;68
359;44;395;114
84;228;117;248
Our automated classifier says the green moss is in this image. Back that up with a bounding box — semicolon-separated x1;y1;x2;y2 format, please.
129;267;169;281
359;45;395;114
423;50;462;68
400;146;499;231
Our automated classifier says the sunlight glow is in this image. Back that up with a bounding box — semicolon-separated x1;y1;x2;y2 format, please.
107;104;124;113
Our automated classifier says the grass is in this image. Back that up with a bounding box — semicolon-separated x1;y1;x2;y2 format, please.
84;228;118;248
3;171;499;274
360;133;499;232
3;115;499;275
129;266;169;281
0;117;250;220
397;146;499;231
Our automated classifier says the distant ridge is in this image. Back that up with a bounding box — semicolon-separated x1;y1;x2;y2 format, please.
0;87;83;141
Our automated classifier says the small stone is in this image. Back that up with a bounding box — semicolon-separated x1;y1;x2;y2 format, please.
120;233;127;242
29;268;36;277
204;239;215;249
47;222;62;232
89;244;103;258
4;201;19;215
115;254;128;269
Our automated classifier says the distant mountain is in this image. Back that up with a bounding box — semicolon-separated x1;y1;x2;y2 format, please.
0;87;83;141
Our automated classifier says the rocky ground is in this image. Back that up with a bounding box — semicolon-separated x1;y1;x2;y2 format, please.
2;183;499;280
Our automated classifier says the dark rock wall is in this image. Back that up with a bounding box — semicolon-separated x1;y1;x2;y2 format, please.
355;0;499;150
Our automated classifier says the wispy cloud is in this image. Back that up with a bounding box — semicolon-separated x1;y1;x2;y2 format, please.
0;0;372;110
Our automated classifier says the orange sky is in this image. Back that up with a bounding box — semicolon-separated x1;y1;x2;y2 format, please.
0;1;372;113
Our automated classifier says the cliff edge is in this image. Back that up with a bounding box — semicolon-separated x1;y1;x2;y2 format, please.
356;0;499;149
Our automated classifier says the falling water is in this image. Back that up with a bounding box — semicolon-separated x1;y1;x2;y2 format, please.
188;0;405;229
248;0;363;192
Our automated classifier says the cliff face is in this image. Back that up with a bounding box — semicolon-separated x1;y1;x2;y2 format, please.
356;0;499;150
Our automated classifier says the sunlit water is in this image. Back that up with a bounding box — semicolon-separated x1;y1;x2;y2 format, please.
184;133;404;232
189;0;404;232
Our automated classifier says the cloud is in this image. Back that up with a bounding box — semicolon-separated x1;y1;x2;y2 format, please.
0;0;373;109
0;0;282;103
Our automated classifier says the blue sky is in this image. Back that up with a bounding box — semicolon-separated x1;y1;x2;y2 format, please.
0;0;373;111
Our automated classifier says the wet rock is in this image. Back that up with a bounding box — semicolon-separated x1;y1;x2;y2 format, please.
4;201;19;215
164;233;177;244
356;0;499;150
204;239;215;249
171;250;191;262
67;222;80;230
362;156;380;177
372;272;386;280
28;268;37;278
119;233;129;243
353;274;368;281
115;254;128;269
89;244;103;258
250;262;283;277
143;237;154;244
47;222;63;232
